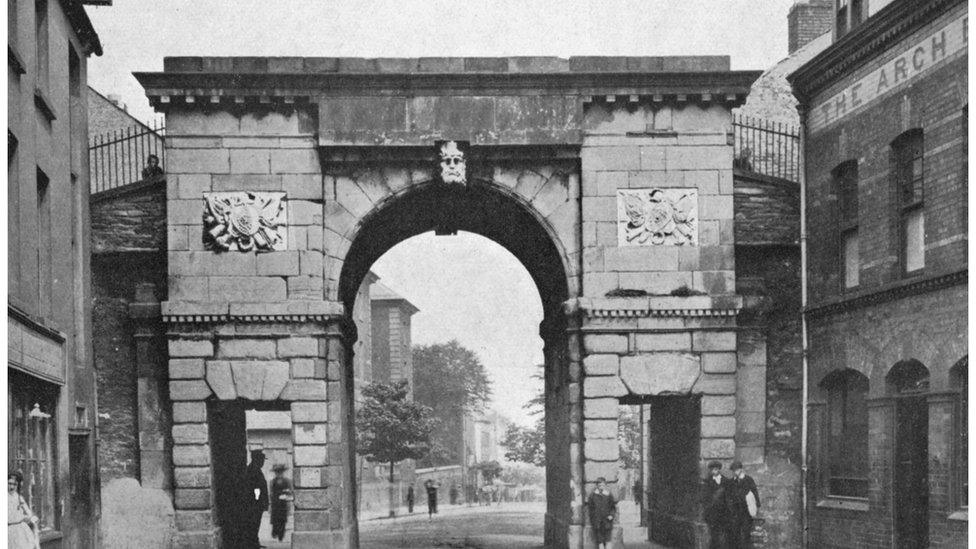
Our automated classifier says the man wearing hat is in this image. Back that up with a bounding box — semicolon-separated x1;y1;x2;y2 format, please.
728;461;760;548
243;449;269;549
700;460;730;549
270;463;293;542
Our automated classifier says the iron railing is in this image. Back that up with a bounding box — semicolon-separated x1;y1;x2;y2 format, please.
732;114;800;182
89;121;165;193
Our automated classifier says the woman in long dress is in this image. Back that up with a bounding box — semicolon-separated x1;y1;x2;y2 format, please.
8;471;38;549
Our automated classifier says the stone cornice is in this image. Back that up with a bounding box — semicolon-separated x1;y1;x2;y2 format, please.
789;0;964;103
805;269;967;319
564;295;742;319
161;301;344;324
134;65;760;110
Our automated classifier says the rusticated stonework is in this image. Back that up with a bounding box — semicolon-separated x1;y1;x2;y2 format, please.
617;188;699;246
202;192;287;252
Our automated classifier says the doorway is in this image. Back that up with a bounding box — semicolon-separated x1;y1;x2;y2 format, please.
887;360;930;548
646;395;701;547
68;433;94;548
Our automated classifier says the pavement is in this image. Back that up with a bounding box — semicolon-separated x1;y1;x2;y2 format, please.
256;500;669;548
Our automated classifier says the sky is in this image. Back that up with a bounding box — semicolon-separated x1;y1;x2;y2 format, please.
83;0;795;424
86;0;795;125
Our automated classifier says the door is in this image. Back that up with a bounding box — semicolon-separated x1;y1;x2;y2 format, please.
894;396;928;548
208;400;248;548
68;434;94;548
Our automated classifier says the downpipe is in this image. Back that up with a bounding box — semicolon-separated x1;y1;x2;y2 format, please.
797;105;810;549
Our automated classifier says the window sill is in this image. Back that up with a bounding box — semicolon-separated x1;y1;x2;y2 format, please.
948;510;968;521
8;43;26;75
39;530;62;543
34;87;58;121
816;498;869;512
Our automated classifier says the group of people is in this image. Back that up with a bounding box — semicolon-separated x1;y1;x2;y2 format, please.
241;449;293;548
585;461;760;549
701;460;760;549
405;479;443;519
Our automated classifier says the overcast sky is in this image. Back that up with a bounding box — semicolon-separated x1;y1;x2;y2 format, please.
85;1;794;424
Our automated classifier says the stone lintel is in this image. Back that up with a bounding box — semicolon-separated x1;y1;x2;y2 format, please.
565;295;742;319
161;300;344;323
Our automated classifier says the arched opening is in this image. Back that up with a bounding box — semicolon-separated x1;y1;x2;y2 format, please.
949;357;967;511
886;359;930;547
338;181;574;548
818;369;869;499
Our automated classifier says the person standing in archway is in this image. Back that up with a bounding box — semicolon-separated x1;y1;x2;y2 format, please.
243;450;269;549
269;463;293;543
701;461;731;549
586;477;617;549
727;461;759;549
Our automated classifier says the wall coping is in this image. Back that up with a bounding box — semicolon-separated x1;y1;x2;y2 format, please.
565;295;742;318
160;300;343;323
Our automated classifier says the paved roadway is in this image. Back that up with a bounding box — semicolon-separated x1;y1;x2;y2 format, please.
359;501;670;549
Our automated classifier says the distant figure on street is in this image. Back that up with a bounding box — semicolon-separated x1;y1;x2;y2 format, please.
269;463;293;542
480;482;494;506
728;461;760;549
701;460;731;549
425;479;440;519
632;479;643;510
449;484;459;505
8;470;38;549
142;154;164;180
406;485;415;513
586;477;617;549
243;450;269;549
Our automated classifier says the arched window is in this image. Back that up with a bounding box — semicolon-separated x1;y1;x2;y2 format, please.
951;357;967;510
886;359;930;395
821;369;870;498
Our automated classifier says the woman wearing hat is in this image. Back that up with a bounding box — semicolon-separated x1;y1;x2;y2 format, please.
269;463;293;542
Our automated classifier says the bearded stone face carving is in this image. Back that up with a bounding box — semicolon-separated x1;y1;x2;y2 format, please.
203;191;287;251
438;140;467;185
617;188;698;246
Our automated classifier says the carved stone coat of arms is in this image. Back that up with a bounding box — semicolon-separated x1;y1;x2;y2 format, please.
203;191;287;252
617;188;698;246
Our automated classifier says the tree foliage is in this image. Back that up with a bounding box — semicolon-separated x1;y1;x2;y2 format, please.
472;460;503;484
413;341;493;466
499;462;544;486
501;418;546;467
356;380;435;477
618;406;642;470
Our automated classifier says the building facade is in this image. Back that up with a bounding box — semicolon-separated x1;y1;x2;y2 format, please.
7;1;104;547
790;0;968;547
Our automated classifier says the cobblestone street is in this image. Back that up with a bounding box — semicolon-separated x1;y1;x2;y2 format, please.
358;501;668;549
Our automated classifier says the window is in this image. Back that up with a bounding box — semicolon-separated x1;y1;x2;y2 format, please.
36;168;51;316
9;0;17;46
892;130;925;273
8;370;58;532
835;0;867;39
821;369;869;498
834;160;859;288
836;0;848;37
952;358;968;510
9;132;19;292
34;0;48;88
68;46;80;97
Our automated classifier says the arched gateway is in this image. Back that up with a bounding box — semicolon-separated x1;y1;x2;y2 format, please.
136;56;761;548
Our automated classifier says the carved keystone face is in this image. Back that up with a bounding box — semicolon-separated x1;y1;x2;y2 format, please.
439;141;466;184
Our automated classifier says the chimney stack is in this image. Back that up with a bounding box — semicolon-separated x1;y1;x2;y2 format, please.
788;0;833;54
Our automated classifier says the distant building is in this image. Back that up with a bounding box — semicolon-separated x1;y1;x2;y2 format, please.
7;0;104;547
370;280;419;388
790;0;967;547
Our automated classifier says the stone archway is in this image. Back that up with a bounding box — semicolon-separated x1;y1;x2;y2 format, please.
331;153;580;548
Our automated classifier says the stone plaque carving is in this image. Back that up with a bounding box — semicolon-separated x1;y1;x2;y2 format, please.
437;140;467;185
203;192;287;251
617;188;698;246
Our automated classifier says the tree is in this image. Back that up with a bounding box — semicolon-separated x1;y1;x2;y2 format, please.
413;341;493;467
501;418;546;467
618;406;642;470
356;380;435;517
471;460;503;484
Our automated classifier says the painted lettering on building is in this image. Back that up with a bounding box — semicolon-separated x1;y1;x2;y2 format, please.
809;13;967;133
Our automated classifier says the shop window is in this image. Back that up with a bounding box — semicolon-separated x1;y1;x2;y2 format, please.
8;370;59;533
952;358;968;510
833;160;859;288
892;130;925;274
821;369;869;498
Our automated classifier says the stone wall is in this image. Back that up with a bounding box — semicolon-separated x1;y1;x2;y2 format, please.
91;180;167;252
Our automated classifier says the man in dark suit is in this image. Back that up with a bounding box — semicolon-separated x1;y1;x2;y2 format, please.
243;450;269;549
701;460;730;549
727;461;760;548
586;477;617;549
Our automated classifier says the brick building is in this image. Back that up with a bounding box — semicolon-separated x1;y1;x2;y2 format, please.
7;0;105;547
790;0;968;547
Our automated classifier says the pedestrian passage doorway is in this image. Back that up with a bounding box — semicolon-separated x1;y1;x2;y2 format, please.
208;400;296;548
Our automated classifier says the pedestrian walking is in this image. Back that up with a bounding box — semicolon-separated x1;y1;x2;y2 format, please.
8;471;39;549
586;477;617;549
727;461;760;549
632;479;643;510
701;461;731;549
425;479;440;519
269;463;293;542
243;450;269;549
407;485;415;513
449;484;459;505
